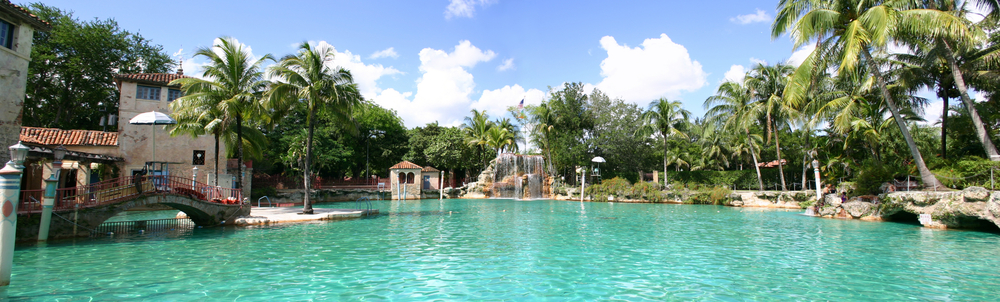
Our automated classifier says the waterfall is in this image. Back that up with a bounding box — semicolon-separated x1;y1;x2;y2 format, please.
490;153;547;199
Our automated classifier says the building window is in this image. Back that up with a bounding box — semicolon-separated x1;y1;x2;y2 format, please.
0;19;13;49
398;172;406;183
136;85;161;100
406;172;415;184
167;89;183;102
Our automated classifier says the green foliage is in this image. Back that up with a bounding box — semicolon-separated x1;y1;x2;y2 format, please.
688;186;733;205
250;186;277;202
589;91;657;181
24;3;173;130
664;169;801;190
586;177;632;201
855;159;906;195
932;157;1000;190
407;123;472;172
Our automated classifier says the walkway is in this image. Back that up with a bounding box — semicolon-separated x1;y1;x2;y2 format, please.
233;207;378;226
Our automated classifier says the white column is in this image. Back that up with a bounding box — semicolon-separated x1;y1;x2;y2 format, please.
0;160;24;286
813;159;822;201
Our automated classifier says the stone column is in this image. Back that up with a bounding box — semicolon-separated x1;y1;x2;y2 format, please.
38;155;64;242
0;159;24;286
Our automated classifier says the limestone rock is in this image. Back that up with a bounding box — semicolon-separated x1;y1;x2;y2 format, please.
962;186;990;202
819;206;839;217
825;194;841;207
842;201;873;218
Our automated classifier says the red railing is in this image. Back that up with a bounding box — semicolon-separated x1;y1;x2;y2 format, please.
17;175;243;214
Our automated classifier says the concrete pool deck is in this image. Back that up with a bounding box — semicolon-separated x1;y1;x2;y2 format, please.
233;206;379;226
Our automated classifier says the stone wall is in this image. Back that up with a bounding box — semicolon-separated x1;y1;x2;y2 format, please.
803;187;1000;230
727;191;815;209
0;17;35;164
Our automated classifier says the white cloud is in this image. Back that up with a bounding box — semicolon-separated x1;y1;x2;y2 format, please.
786;43;816;66
309;41;404;98
731;9;771;24
594;34;707;104
370;47;399;59
369;40;497;127
723;65;747;83
750;57;767;65
967;3;989;23
445;0;495;19
497;58;515;71
471;84;546;118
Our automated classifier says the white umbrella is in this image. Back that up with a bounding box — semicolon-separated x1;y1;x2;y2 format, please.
129;111;176;164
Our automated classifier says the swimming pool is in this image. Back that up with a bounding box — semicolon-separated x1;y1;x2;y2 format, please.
6;199;1000;300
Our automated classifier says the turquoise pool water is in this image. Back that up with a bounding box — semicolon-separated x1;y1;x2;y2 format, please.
6;199;1000;301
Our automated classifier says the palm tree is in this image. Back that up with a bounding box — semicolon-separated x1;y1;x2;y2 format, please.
636;98;690;186
462;109;493;169
529;103;558;175
706;80;765;190
268;42;361;214
772;0;948;189
916;0;1000;161
168;100;267;185
746;63;797;191
170;37;273;193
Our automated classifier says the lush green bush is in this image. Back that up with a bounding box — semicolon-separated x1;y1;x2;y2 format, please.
250;186;277;202
687;186;733;205
932;157;1000;189
629;181;664;202
664;169;802;190
587;177;631;201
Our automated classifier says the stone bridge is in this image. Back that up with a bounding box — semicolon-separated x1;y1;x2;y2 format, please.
15;176;251;240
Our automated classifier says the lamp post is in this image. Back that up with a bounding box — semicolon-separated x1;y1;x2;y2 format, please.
0;142;28;286
38;145;66;242
366;130;384;186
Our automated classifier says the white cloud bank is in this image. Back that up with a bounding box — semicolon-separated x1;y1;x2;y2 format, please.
372;40;506;127
369;47;399;59
731;9;771;24
594;34;707;103
445;0;495;19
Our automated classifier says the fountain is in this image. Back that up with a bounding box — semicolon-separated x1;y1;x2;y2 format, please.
470;153;550;199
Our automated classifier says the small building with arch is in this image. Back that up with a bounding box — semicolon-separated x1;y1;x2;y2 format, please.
389;161;422;200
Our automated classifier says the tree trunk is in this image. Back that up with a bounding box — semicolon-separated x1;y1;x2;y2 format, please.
214;133;220;186
662;135;668;187
941;95;948;159
748;131;763;191
303;109;315;214
236;114;244;194
941;41;1000;161
863;48;943;189
773;120;787;191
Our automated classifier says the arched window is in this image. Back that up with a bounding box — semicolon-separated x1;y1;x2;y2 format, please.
398;172;406;183
406;172;415;184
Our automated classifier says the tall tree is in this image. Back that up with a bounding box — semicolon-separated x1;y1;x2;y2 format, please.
707;80;765;190
268;42;361;214
772;0;946;188
746;63;797;190
25;3;173;130
636;98;690;186
170;37;273;195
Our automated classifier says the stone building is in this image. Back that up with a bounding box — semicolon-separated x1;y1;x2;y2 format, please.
389;161;421;200
0;1;49;163
388;161;444;200
113;72;230;187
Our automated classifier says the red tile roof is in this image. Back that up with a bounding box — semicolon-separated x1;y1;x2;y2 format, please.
421;166;440;172
0;1;52;31
757;159;787;168
114;73;190;86
20;127;118;146
390;161;422;170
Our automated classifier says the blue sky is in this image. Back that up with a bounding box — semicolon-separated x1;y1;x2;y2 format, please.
35;0;829;128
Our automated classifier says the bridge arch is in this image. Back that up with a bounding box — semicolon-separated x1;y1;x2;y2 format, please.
16;193;249;240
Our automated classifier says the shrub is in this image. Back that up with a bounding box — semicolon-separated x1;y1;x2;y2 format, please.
687;186;733;205
587;177;632;201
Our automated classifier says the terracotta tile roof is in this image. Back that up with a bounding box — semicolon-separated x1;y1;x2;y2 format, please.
114;73;190;86
421;166;440;172
390;161;422;170
0;1;51;31
20;127;118;146
757;159;787;168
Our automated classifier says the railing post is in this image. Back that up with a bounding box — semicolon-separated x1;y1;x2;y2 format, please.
192;167;198;189
39;150;65;242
